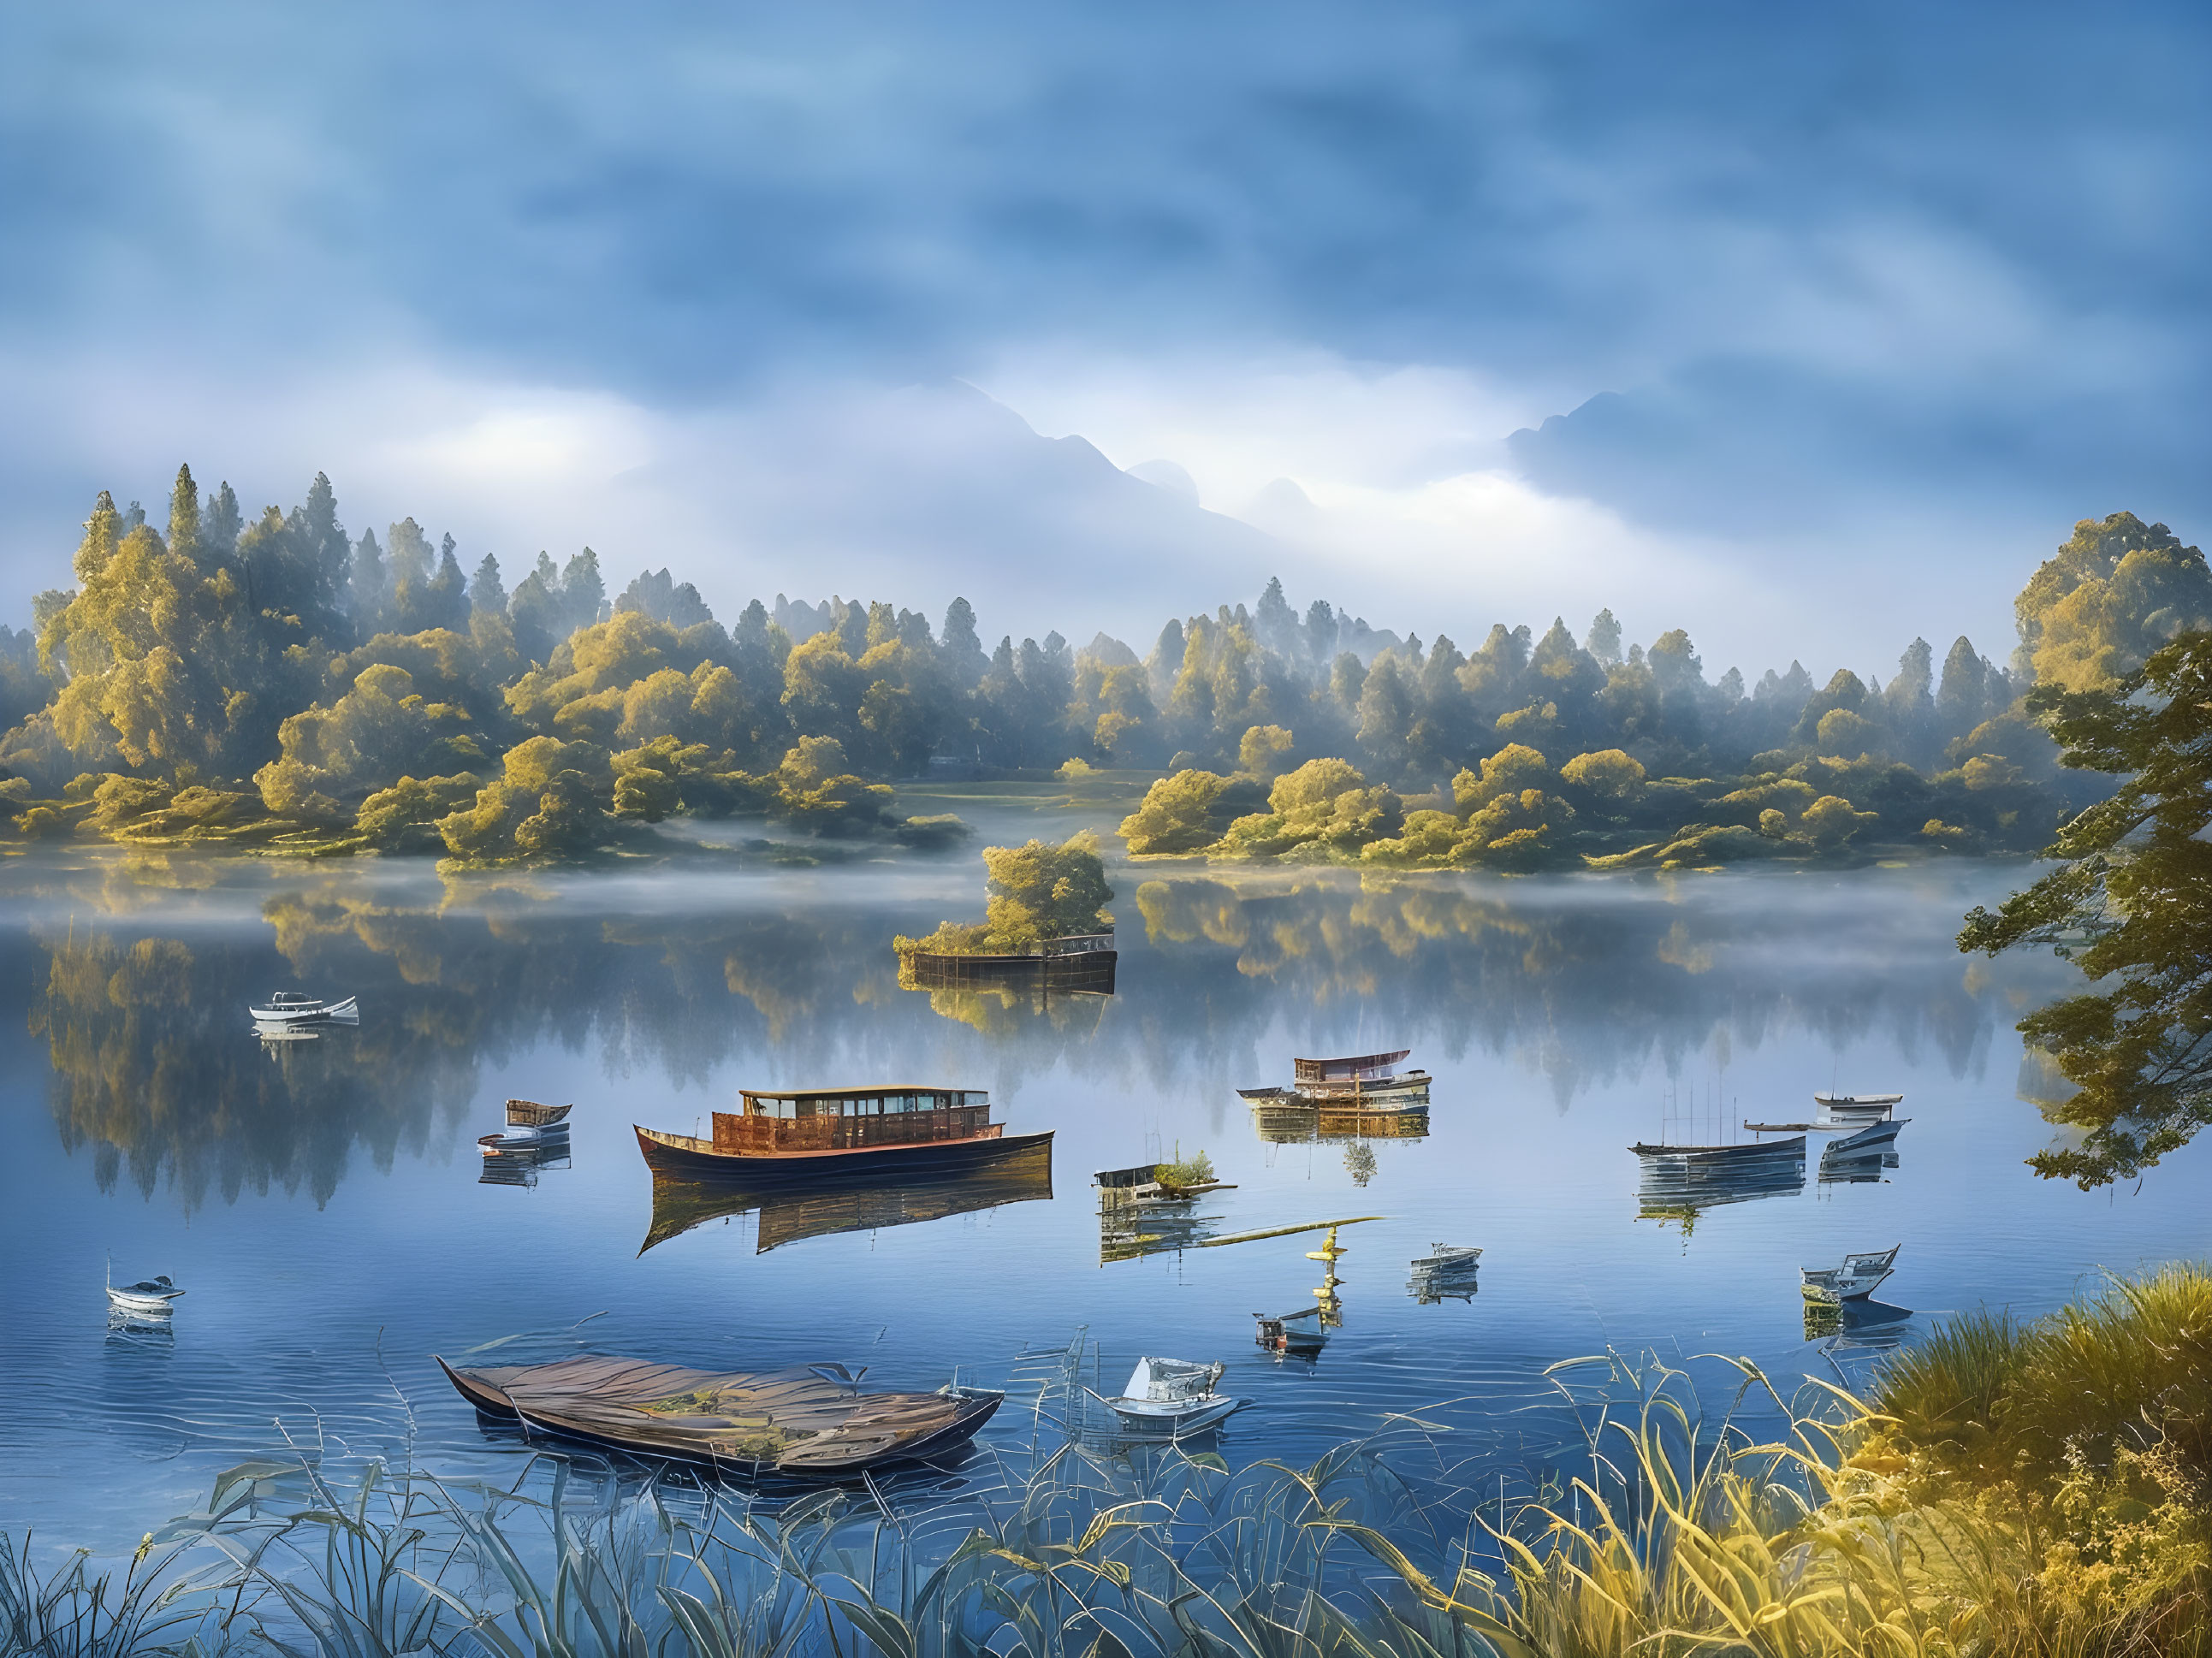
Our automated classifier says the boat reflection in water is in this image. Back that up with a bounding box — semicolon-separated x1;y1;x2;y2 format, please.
1249;1101;1429;1146
1408;1243;1482;1304
1633;1137;1806;1230
1805;1296;1913;1349
1094;1161;1233;1264
1246;1049;1431;1147
479;1137;572;1188
1818;1118;1907;1187
641;1134;1054;1254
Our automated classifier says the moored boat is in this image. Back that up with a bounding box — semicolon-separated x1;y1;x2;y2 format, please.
1254;1308;1327;1355
249;992;359;1026
105;1273;185;1315
435;1353;1001;1476
636;1085;1050;1181
1813;1092;1903;1116
1091;1358;1240;1436
1239;1048;1431;1105
1801;1245;1901;1306
505;1099;572;1128
1825;1118;1907;1155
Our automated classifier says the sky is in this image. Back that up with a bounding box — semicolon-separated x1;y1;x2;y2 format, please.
1;1;2206;681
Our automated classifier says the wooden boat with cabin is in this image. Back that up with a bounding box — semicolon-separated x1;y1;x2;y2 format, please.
434;1353;1001;1476
1239;1049;1431;1106
640;1133;1054;1254
636;1085;1051;1181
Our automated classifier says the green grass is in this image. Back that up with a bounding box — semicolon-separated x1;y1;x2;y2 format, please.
15;1268;2212;1655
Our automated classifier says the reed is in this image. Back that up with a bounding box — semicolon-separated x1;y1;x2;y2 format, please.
14;1270;2212;1656
0;1526;224;1656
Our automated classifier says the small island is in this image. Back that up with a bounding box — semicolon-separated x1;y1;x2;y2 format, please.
893;834;1118;993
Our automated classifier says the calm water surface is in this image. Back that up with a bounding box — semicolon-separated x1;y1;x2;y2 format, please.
3;789;2205;1559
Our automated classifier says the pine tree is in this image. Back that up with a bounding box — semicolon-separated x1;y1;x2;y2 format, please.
350;529;388;635
202;482;243;563
1585;608;1623;667
560;548;607;634
167;465;200;567
469;553;507;616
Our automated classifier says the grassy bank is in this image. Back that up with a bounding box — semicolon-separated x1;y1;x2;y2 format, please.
9;1268;2211;1655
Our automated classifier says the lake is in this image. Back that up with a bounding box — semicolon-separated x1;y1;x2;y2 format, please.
3;785;2205;1562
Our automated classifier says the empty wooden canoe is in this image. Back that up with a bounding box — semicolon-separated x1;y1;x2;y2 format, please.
435;1353;1001;1477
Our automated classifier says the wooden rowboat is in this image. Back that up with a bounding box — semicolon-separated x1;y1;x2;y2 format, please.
436;1353;1002;1477
506;1099;572;1128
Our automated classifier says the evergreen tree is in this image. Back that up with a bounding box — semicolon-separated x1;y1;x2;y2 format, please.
469;553;507;617
1586;607;1623;666
167;465;200;568
1936;637;1991;737
202;481;242;565
940;597;987;688
349;529;389;635
423;535;471;632
299;472;353;637
560;548;608;634
1303;600;1338;664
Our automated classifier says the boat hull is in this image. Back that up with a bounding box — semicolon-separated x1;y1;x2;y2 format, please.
1100;1395;1242;1435
635;1124;1054;1183
105;1288;183;1314
435;1353;1001;1477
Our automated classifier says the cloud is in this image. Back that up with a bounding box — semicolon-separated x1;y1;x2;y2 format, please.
0;0;2207;676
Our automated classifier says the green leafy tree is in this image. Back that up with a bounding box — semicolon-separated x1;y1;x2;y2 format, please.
2014;512;2212;691
978;832;1114;946
1118;769;1266;855
1961;632;2212;1186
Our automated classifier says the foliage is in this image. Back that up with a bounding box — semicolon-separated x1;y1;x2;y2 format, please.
2014;511;2212;691
1154;1146;1214;1189
897;833;1115;956
9;471;2201;873
38;1269;2212;1658
1118;768;1266;855
1960;632;2212;1184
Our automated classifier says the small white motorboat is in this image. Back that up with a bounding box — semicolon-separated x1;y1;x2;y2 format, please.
1801;1245;1901;1306
1813;1091;1901;1114
1093;1357;1240;1435
249;992;359;1027
105;1272;186;1315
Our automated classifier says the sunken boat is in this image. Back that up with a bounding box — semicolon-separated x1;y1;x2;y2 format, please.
636;1085;1053;1181
436;1353;1001;1477
640;1133;1054;1253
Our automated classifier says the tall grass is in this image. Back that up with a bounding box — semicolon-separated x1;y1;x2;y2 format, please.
13;1270;2212;1656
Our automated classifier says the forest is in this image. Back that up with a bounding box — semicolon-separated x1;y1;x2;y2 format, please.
1;463;2207;870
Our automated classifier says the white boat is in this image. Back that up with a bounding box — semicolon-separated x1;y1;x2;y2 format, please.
105;1272;185;1315
1092;1357;1240;1435
248;992;359;1027
1801;1245;1901;1305
1812;1092;1902;1114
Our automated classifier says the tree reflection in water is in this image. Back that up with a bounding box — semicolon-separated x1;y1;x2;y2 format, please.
18;858;2061;1213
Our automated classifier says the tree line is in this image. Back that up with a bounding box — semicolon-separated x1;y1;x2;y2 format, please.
2;465;2207;871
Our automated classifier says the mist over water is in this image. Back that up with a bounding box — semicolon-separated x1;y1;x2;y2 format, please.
3;795;2203;1563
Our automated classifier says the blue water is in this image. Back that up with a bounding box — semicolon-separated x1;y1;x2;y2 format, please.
3;805;2206;1563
